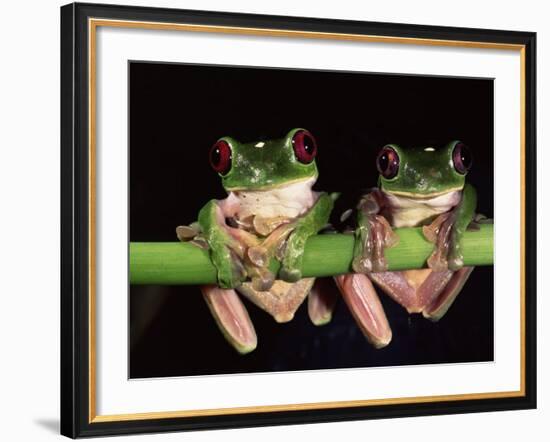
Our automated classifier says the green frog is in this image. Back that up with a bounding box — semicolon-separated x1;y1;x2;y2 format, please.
336;141;476;348
177;129;335;354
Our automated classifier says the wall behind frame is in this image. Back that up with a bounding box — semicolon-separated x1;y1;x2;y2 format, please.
0;0;545;441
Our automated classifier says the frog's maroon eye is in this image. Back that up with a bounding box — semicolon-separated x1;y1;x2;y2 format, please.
377;146;400;179
452;142;472;175
209;140;232;175
292;130;317;164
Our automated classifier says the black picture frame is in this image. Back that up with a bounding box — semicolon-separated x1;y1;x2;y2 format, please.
61;2;537;438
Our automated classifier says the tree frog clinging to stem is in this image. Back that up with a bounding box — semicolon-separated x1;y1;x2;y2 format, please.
335;141;477;348
177;128;335;354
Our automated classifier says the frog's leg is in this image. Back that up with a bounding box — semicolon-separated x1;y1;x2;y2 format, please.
201;284;257;354
237;278;315;323
423;266;474;321
195;199;250;289
352;190;399;274
423;184;477;272
369;269;453;314
369;266;473;320
307;278;339;326
279;192;335;282
334;273;392;348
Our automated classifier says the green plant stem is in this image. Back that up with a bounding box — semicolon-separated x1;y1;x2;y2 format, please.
129;224;493;285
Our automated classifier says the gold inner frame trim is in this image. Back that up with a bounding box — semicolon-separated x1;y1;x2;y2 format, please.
88;17;527;423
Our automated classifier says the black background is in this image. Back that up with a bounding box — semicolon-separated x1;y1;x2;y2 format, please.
129;62;493;378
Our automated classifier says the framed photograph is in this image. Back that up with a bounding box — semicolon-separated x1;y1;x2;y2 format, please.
60;2;536;438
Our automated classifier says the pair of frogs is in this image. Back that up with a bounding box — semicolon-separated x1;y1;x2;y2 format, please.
177;128;476;354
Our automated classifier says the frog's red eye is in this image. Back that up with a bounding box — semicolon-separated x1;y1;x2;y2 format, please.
292;130;317;164
452;142;472;175
377;146;400;179
209;140;232;175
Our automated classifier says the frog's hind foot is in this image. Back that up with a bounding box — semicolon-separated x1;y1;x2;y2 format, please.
307;278;339;326
422;266;474;321
369;269;453;314
236;278;314;323
201;284;257;354
334;273;392;349
369;267;473;321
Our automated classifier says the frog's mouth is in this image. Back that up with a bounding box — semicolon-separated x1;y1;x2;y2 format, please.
384;186;463;199
224;175;317;193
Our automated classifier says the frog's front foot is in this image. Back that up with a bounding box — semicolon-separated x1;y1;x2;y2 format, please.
214;247;249;289
243;222;296;289
278;222;312;282
422;212;464;272
352;214;399;274
177;223;247;289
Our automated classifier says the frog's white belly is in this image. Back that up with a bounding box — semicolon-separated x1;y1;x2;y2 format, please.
226;177;317;220
384;190;461;228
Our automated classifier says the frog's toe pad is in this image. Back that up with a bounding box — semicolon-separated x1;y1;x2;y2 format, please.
279;267;302;283
176;225;200;241
427;253;449;272
352;256;372;274
308;278;338;326
447;254;464;271
251;274;275;292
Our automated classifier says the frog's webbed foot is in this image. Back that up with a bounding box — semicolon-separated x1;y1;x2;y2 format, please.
237;278;314;323
334;273;392;348
422;266;474;321
369;266;473;321
279;219;327;283
271;216;311;283
244;221;296;291
176;223;209;249
278;239;305;282
176;223;200;241
466;213;493;232
178;212;250;289
352;214;399;274
422;212;464;271
351;191;399;274
201;284;257;354
276;193;334;283
307;278;339;326
370;269;453;314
